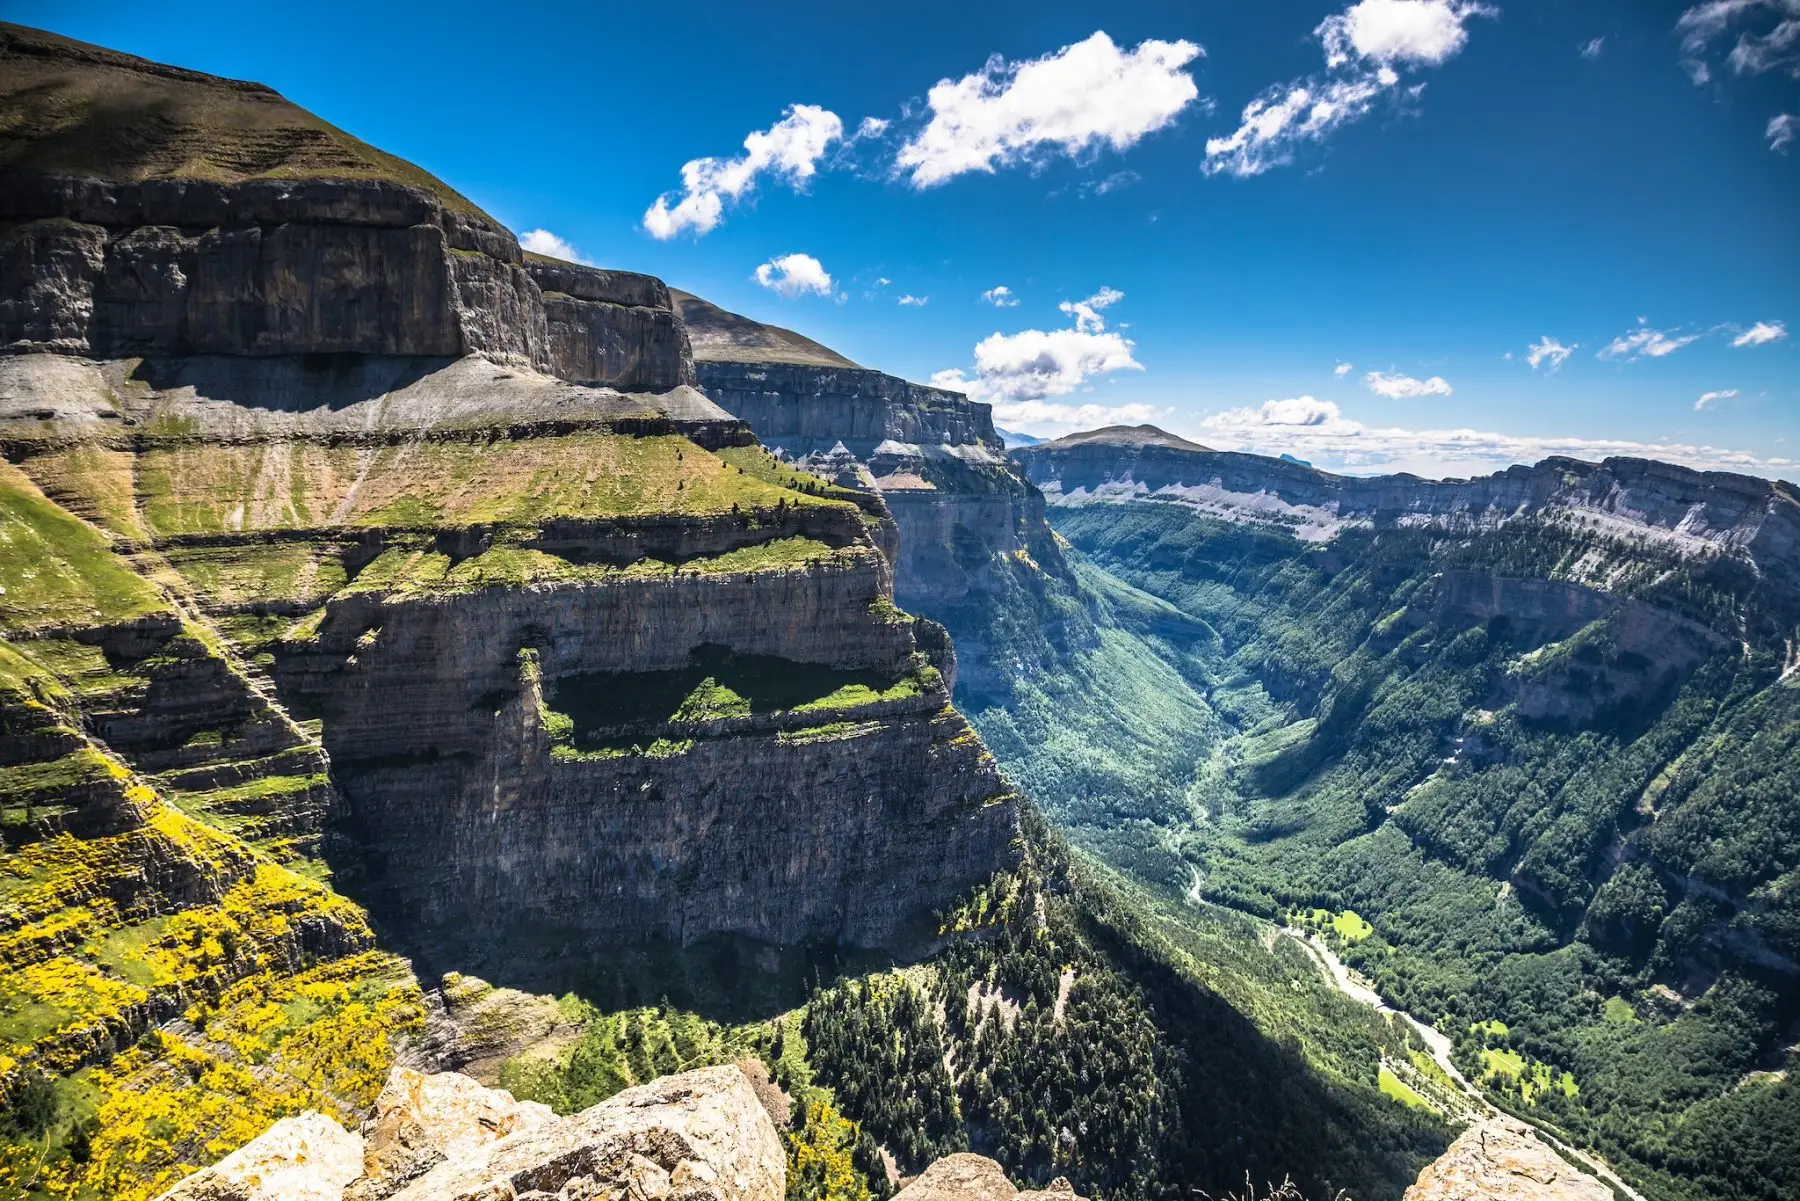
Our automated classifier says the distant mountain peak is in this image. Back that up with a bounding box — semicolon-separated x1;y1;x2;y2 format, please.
668;288;861;369
1039;424;1211;452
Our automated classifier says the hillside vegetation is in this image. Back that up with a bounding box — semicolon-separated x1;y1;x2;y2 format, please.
990;496;1800;1201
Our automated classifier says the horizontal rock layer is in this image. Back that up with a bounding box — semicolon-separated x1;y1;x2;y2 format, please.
1;178;693;392
695;360;1001;456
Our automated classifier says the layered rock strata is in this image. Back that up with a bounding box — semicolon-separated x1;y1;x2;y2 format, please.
0;25;1020;1198
671;292;1080;697
1;24;693;392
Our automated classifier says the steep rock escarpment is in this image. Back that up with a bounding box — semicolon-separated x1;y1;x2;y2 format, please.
0;24;693;393
0;24;1019;1200
673;291;1083;699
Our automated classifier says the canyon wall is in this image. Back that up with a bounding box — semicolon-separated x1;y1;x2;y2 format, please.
0;30;1020;1195
672;292;1082;698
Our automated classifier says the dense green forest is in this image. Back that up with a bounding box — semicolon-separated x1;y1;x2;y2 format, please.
498;813;1449;1201
974;500;1800;1201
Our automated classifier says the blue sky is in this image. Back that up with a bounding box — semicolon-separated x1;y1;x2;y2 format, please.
21;0;1800;478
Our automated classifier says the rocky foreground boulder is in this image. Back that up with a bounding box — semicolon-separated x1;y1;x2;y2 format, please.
1401;1118;1613;1201
892;1154;1088;1201
157;1064;784;1201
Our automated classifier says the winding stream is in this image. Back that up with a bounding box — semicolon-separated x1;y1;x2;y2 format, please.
1279;925;1647;1201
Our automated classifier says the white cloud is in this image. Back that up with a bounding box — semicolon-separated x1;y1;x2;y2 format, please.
981;286;1021;307
1197;400;1796;480
933;288;1142;411
1318;0;1498;69
1058;286;1124;333
1525;336;1576;371
1599;320;1702;360
1733;319;1788;345
1677;2;1800;96
643;105;844;239
1365;370;1453;398
1082;169;1142;196
1204;71;1395;177
896;32;1203;187
932;328;1142;406
898;294;929;307
855;117;891;140
1770;113;1798;151
518;228;591;265
1695;388;1740;410
1335;361;1354;377
1205;1;1493;178
1581;37;1607;58
753;253;834;298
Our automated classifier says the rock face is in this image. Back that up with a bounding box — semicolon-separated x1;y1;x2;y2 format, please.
673;292;1081;698
0;24;692;392
892;1154;1088;1201
691;360;1003;456
0;22;1017;985
1403;1118;1613;1201
384;1065;784;1201
528;256;696;391
349;1066;557;1199
155;1111;364;1201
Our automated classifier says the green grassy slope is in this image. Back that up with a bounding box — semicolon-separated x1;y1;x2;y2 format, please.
0;21;491;218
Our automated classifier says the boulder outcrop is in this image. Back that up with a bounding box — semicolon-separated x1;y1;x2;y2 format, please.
157;1065;785;1201
155;1111;364;1201
891;1154;1089;1201
1402;1118;1613;1201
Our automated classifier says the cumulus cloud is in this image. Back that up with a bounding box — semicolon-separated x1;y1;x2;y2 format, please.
1058;286;1124;333
1318;0;1498;68
643;105;844;239
1526;336;1576;371
931;287;1142;413
1734;319;1788;345
1198;399;1796;480
1599;320;1702;360
1205;1;1495;178
518;229;591;265
896;32;1203;187
898;294;929;307
855;117;891;140
1695;388;1741;410
1770;113;1798;151
1365;370;1453;398
1581;37;1607;58
753;253;834;298
981;286;1021;308
1335;361;1354;377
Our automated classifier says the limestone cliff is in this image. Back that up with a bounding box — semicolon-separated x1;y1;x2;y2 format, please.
1014;424;1800;632
671;290;1082;699
0;24;1018;1200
